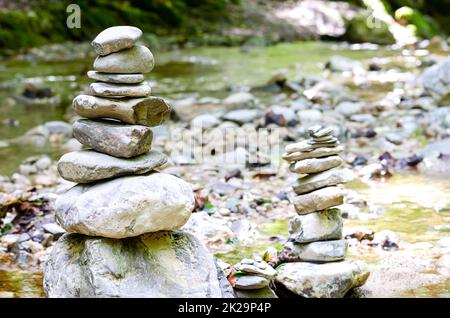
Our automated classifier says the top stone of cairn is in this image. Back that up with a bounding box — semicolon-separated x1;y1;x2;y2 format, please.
91;26;142;56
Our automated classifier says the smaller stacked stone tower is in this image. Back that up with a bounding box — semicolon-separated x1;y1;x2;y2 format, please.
275;125;369;298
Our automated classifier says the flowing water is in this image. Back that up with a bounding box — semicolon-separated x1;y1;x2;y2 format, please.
0;41;449;297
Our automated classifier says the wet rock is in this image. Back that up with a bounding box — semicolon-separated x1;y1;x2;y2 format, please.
283;146;344;162
221;109;262;125
234;275;269;290
94;45;154;74
234;259;277;279
72;119;152;158
44;231;223;297
88;82;151;98
282;239;348;263
293;186;343;215
325;56;363;73
275;260;370;298
223;92;256;109
57;150;167;183
73;95;171;127
288;208;343;243
290;155;343;174
292;168;354;194
87;71;145;84
91;26;142;56
235;287;277;298
264;105;298;127
335;101;365;117
190;114;221;129
297;109;323;123
55;172;194;238
422;55;450;105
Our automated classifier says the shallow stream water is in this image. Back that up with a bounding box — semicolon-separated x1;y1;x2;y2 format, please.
0;41;449;297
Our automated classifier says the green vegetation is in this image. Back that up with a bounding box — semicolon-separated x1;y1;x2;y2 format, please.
0;0;239;52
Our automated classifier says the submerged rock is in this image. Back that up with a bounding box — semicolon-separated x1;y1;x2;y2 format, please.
55;172;194;238
44;231;224;297
275;260;370;298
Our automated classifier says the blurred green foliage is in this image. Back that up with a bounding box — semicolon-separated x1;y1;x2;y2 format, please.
0;0;239;51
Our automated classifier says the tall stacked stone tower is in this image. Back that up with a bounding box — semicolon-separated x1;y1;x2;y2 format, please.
275;126;369;298
43;26;230;298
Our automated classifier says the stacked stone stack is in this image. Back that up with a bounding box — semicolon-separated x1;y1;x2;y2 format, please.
275;125;369;298
231;258;277;297
43;26;231;298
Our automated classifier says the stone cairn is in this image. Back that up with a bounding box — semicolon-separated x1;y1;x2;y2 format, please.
274;125;370;298
43;26;232;298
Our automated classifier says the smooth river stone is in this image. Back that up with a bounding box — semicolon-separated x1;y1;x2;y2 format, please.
282;145;344;162
293;168;354;195
290;155;343;174
73;95;171;127
282;239;348;263
293;186;343;215
57;150;167;183
91;26;142;56
44;231;226;297
94;45;154;74
234;276;269;290
288;208;343;243
72;119;152;158
55;172;194;238
87;71;144;84
88;82;151;98
275;260;370;298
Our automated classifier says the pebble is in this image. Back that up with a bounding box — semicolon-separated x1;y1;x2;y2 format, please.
290;155;343;174
87;71;145;84
88;82;151;98
234;275;269;290
283;145;344;162
91;26;142;56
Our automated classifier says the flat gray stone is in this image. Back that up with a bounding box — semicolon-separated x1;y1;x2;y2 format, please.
55;172;194;238
283;146;344;162
234;275;269;290
72;95;171;127
282;239;348;263
87;71;145;84
293;186;344;215
73;119;152;158
91;26;142;56
43;231;223;297
221;109;262;125
288;208;343;243
275;260;370;298
57;149;167;183
293;168;354;194
94;45;154;74
88;82;151;98
290;155;343;174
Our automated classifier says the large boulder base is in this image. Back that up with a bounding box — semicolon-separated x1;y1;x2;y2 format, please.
55;172;194;238
44;231;227;297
